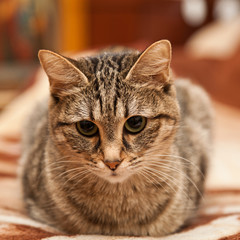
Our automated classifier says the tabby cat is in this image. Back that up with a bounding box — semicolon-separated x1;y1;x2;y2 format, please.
20;40;212;236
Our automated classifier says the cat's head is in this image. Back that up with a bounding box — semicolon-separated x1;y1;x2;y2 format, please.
39;40;180;183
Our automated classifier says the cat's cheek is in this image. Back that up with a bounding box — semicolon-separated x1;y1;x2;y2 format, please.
52;128;66;143
95;160;106;170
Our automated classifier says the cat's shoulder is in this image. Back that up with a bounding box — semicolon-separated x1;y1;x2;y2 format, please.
22;97;49;146
175;78;213;122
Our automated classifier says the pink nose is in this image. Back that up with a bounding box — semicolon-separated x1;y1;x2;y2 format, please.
104;161;121;171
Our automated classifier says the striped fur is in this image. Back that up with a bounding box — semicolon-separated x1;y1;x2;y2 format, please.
19;40;213;236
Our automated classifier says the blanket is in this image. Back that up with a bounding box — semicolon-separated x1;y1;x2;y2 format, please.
0;101;240;240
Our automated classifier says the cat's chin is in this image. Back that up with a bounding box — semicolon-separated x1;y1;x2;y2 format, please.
98;171;131;184
108;174;129;184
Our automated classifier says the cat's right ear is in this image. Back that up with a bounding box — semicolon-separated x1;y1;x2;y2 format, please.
38;50;88;98
125;40;172;88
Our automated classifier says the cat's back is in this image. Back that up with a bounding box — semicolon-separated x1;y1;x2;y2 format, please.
20;98;49;187
22;98;48;148
175;79;212;130
174;79;213;182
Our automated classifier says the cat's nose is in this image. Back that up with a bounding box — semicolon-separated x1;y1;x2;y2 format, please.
104;160;121;171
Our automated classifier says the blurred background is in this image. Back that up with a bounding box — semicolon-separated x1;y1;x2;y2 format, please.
0;0;240;109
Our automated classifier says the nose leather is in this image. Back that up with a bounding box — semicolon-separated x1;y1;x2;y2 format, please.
104;161;121;171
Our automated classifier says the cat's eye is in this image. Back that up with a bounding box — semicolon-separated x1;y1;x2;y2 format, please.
124;116;147;134
76;120;98;137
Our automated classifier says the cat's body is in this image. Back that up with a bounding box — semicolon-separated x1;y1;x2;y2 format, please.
20;41;212;236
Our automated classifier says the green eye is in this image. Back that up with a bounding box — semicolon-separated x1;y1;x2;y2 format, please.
76;120;98;137
124;116;146;134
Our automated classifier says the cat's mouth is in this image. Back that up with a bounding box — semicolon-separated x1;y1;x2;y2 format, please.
91;160;134;183
105;166;135;183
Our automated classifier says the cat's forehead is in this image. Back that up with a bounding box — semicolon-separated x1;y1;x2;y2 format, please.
78;52;140;82
70;82;161;124
73;52;140;119
66;52;164;121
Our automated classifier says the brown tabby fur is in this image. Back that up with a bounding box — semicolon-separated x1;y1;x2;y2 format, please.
19;40;213;236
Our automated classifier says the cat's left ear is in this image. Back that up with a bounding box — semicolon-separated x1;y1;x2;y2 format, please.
126;40;171;87
38;50;88;98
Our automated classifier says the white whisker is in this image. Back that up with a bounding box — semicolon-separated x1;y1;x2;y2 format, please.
73;171;92;186
143;166;192;202
145;162;204;201
138;170;161;190
143;168;176;195
65;169;90;185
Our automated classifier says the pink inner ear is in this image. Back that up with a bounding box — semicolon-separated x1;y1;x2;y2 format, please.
133;58;170;77
126;40;171;82
38;50;89;97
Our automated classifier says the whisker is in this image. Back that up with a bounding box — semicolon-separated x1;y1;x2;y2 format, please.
137;170;161;190
143;166;192;202
137;168;198;213
47;159;86;168
54;166;85;179
73;171;92;186
143;168;176;195
149;159;205;185
64;169;90;186
145;162;204;202
141;153;205;179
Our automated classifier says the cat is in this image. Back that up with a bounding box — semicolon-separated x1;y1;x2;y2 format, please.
19;40;213;236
